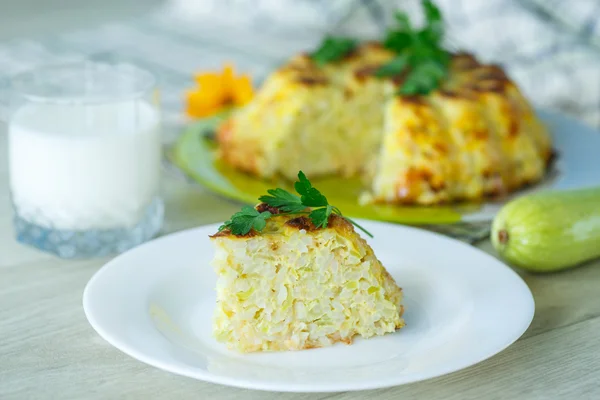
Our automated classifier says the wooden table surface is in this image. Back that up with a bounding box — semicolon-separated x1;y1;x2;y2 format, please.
1;127;600;400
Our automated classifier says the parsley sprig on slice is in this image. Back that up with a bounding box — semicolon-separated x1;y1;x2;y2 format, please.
218;206;272;235
311;36;358;66
376;0;450;96
218;171;373;238
256;188;305;213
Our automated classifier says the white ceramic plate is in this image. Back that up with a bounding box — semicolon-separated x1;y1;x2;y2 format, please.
83;220;534;392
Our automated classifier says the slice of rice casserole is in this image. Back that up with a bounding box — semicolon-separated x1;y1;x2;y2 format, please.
209;205;405;352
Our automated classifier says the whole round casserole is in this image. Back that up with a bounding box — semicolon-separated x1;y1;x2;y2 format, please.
216;42;553;205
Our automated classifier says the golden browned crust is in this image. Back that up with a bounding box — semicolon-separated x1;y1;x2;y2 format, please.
211;208;354;239
327;332;353;345
353;65;381;82
209;229;259;239
215;118;232;145
278;54;330;87
398;304;405;320
216;119;261;176
255;202;283;214
451;52;480;70
296;75;329;86
341;40;387;63
280;213;351;231
284;216;315;230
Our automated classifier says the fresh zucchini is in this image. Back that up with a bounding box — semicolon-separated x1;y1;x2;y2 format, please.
491;187;600;272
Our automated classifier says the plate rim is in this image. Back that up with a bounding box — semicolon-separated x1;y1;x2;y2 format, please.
83;220;535;392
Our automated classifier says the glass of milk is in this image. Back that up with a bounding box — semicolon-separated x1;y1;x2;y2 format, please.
6;61;164;258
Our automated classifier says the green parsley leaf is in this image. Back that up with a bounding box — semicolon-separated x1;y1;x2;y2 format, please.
421;59;447;79
252;213;270;232
311;36;357;66
294;171;329;207
383;32;412;52
394;11;413;32
218;206;272;235
397;59;448;95
383;11;415;54
377;0;449;96
309;205;333;229
375;54;409;77
219;171;373;238
422;0;443;43
217;220;231;232
258;188;306;213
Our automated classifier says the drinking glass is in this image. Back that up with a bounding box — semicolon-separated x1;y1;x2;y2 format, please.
3;61;164;258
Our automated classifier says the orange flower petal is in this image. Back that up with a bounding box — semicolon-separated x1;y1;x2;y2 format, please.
232;75;254;106
195;73;226;102
185;90;224;118
194;72;220;86
186;101;223;118
222;63;235;93
186;63;254;118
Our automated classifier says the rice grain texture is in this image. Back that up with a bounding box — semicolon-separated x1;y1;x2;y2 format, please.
210;213;405;352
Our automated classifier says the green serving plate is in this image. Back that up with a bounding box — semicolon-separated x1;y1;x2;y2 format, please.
169;109;599;226
166;115;499;225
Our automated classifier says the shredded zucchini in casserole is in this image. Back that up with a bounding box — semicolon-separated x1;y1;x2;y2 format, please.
210;213;405;353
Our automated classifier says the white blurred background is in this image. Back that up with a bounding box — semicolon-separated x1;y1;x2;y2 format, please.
0;0;163;40
0;0;598;126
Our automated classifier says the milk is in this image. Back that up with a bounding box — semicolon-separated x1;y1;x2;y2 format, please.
8;100;162;231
